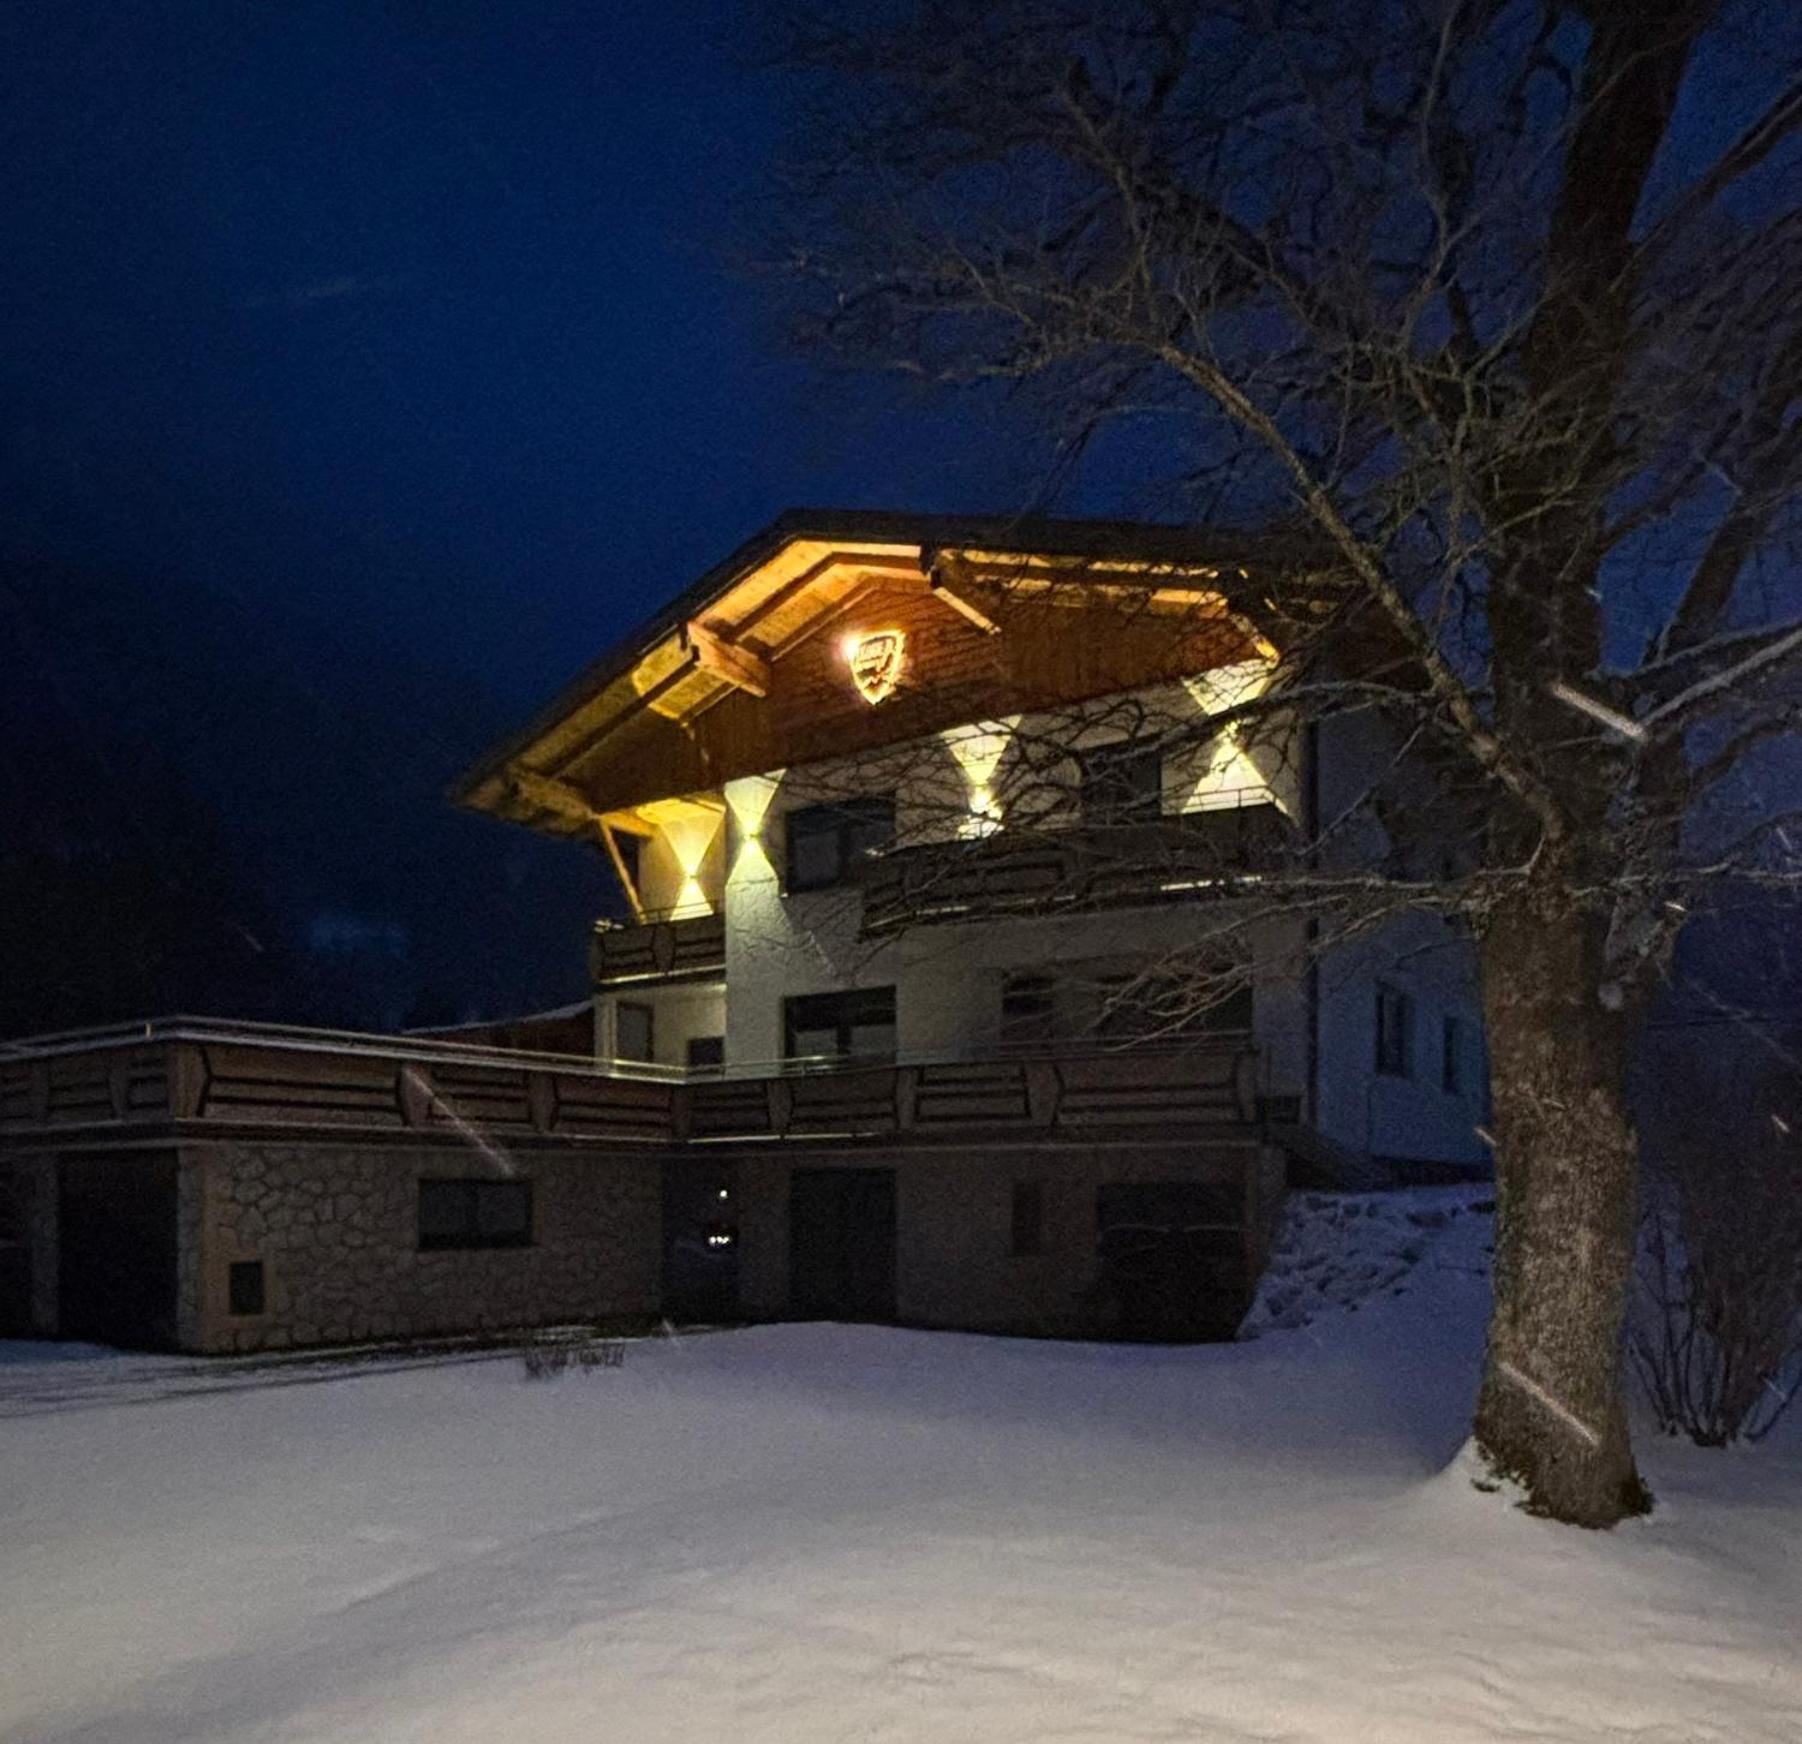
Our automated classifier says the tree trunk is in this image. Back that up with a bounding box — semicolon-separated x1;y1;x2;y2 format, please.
1473;889;1651;1527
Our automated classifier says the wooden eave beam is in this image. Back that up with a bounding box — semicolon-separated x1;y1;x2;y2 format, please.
597;818;648;923
548;644;700;770
682;619;772;697
505;767;606;832
926;555;1003;635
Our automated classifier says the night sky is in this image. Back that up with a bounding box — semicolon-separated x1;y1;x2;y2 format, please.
0;1;1066;1033
1;0;1051;696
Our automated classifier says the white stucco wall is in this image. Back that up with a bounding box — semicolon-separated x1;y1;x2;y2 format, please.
596;982;726;1068
595;662;1488;1169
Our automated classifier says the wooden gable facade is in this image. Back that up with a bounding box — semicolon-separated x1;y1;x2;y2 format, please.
455;511;1323;838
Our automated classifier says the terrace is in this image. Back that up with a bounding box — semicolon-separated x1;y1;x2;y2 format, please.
0;1017;1263;1150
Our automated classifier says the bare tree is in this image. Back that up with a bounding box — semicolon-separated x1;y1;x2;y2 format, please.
762;0;1802;1523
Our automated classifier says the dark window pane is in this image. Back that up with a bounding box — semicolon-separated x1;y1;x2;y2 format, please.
686;1035;725;1069
785;799;895;892
1376;985;1413;1077
1080;743;1164;822
228;1260;265;1316
418;1180;534;1250
616;1002;654;1063
788;826;844;891
846;1020;897;1059
474;1182;533;1243
418;1180;471;1245
784;987;897;1061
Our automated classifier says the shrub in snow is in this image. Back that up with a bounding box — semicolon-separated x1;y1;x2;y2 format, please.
520;1332;628;1380
1630;1058;1802;1446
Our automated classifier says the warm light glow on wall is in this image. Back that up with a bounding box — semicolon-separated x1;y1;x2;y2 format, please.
725;773;783;886
1179;661;1288;815
942;719;1017;837
637;797;725;917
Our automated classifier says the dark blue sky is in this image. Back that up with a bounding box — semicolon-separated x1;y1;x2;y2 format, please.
0;0;1047;703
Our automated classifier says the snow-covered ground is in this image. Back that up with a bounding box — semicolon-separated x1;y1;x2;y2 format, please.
3;1188;1799;1743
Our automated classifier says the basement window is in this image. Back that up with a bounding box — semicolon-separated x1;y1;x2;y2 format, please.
227;1260;265;1317
418;1180;534;1251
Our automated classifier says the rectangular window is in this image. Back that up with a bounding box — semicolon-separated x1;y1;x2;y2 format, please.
1376;984;1414;1078
615;1001;655;1064
784;797;896;892
1442;1015;1468;1096
1010;1181;1045;1257
686;1034;725;1070
1078;741;1164;823
418;1180;534;1251
227;1260;265;1316
782;986;898;1064
1000;972;1059;1046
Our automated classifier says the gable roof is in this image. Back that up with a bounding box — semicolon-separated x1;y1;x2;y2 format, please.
453;508;1335;832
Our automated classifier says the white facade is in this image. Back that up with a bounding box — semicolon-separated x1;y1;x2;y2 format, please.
592;666;1491;1174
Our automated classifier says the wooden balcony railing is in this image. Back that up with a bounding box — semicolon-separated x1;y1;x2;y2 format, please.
589;908;726;987
0;1019;678;1146
859;804;1292;935
1;1021;1260;1150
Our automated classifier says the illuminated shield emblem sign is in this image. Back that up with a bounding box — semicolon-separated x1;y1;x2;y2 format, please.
845;629;906;705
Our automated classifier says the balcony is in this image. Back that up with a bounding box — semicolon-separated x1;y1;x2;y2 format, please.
589;908;726;988
860;803;1292;935
1;1022;1258;1150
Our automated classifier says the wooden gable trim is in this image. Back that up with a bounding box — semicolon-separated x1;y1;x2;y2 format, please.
682;620;772;697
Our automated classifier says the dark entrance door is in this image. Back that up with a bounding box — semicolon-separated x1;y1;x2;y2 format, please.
789;1167;896;1321
1095;1181;1246;1341
57;1152;180;1349
662;1155;741;1323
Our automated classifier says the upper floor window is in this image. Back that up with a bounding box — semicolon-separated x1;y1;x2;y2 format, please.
1077;741;1163;823
784;797;895;893
1375;984;1414;1078
783;986;897;1063
418;1179;534;1251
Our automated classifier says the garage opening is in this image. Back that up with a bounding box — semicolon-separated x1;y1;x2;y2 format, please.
57;1152;180;1350
788;1167;896;1322
1095;1180;1247;1341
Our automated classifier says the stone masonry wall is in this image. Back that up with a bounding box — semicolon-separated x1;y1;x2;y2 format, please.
192;1140;662;1353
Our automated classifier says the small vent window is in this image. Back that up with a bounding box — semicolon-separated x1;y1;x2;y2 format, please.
228;1260;266;1317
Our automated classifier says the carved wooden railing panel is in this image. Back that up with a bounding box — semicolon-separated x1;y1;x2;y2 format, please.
1;1022;1262;1150
861;805;1292;935
590;910;726;986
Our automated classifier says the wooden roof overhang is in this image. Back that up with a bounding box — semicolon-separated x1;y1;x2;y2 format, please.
452;510;1336;840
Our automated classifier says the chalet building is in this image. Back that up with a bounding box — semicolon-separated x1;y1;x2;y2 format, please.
0;511;1488;1354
